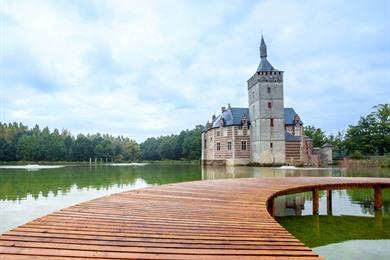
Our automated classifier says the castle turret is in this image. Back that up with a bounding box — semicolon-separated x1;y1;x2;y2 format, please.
248;35;285;164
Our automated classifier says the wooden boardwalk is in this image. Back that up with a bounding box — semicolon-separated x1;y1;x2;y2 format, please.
1;177;389;259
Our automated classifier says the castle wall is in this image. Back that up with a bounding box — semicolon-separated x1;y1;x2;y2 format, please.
202;125;250;165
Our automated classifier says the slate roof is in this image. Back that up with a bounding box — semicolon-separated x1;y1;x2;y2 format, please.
256;36;279;72
257;59;277;72
285;132;301;141
284;108;303;125
206;107;302;130
211;108;249;128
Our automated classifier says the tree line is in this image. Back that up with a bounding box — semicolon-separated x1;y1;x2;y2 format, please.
0;123;203;162
0;104;388;162
304;104;389;159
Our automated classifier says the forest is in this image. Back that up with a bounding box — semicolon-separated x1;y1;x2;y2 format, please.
0;122;202;162
0;104;388;162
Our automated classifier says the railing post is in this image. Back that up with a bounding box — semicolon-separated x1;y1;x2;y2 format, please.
374;185;382;209
312;189;319;215
326;190;332;215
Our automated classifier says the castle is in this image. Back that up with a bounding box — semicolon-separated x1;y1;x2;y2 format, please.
201;36;332;166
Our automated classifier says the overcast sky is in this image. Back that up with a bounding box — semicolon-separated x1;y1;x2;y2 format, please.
1;0;389;142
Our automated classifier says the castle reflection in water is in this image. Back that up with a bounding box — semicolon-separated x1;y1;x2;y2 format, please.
201;166;339;216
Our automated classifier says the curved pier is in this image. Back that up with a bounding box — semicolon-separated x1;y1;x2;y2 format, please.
0;177;389;259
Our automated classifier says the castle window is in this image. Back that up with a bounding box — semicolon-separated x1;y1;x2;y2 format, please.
268;102;272;109
241;141;247;151
204;139;207;149
238;125;243;130
227;141;232;150
216;131;220;136
270;142;273;148
217;142;220;151
267;87;271;93
270;118;274;127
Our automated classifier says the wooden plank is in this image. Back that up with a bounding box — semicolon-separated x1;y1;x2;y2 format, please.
1;177;389;259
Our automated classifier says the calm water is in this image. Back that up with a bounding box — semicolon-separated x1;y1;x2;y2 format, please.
0;164;389;259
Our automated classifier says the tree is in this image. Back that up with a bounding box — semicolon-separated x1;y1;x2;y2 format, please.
140;137;161;160
72;134;95;161
304;125;326;147
159;136;176;160
344;104;390;155
95;139;113;161
123;139;140;161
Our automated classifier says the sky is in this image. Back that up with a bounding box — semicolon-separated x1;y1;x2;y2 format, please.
1;0;389;142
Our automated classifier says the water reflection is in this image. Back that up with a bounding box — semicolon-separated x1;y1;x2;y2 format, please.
0;164;201;201
274;189;390;218
201;166;336;180
1;164;390;253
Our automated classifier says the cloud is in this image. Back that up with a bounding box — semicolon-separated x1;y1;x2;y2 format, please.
0;0;389;141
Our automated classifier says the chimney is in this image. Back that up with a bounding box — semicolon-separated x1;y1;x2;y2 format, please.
221;106;226;113
227;103;231;109
212;114;216;121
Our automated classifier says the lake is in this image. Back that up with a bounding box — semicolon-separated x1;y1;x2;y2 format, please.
0;164;389;259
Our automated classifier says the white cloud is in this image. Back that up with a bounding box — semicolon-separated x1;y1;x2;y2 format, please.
0;0;389;141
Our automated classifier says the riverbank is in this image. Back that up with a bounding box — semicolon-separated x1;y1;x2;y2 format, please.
0;160;200;166
339;156;390;168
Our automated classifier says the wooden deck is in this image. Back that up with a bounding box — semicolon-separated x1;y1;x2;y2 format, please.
1;177;389;259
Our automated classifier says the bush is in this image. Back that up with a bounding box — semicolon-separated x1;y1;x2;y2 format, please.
350;150;365;160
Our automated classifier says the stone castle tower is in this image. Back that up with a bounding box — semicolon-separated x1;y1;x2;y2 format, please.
247;36;285;164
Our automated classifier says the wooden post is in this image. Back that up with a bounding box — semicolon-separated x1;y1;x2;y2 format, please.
374;207;383;227
326;190;332;215
312;189;319;215
268;198;275;217
374;185;382;209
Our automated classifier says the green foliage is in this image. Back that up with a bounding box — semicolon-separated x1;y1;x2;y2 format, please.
304;103;389;159
140;125;204;161
304;125;326;147
344;104;390;156
0;122;203;162
0;122;140;162
350;150;365;160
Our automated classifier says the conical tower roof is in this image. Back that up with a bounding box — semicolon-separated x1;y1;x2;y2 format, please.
256;35;279;72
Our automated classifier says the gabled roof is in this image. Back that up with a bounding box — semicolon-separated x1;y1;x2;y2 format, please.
211;108;249;128
284;108;303;125
205;107;303;130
